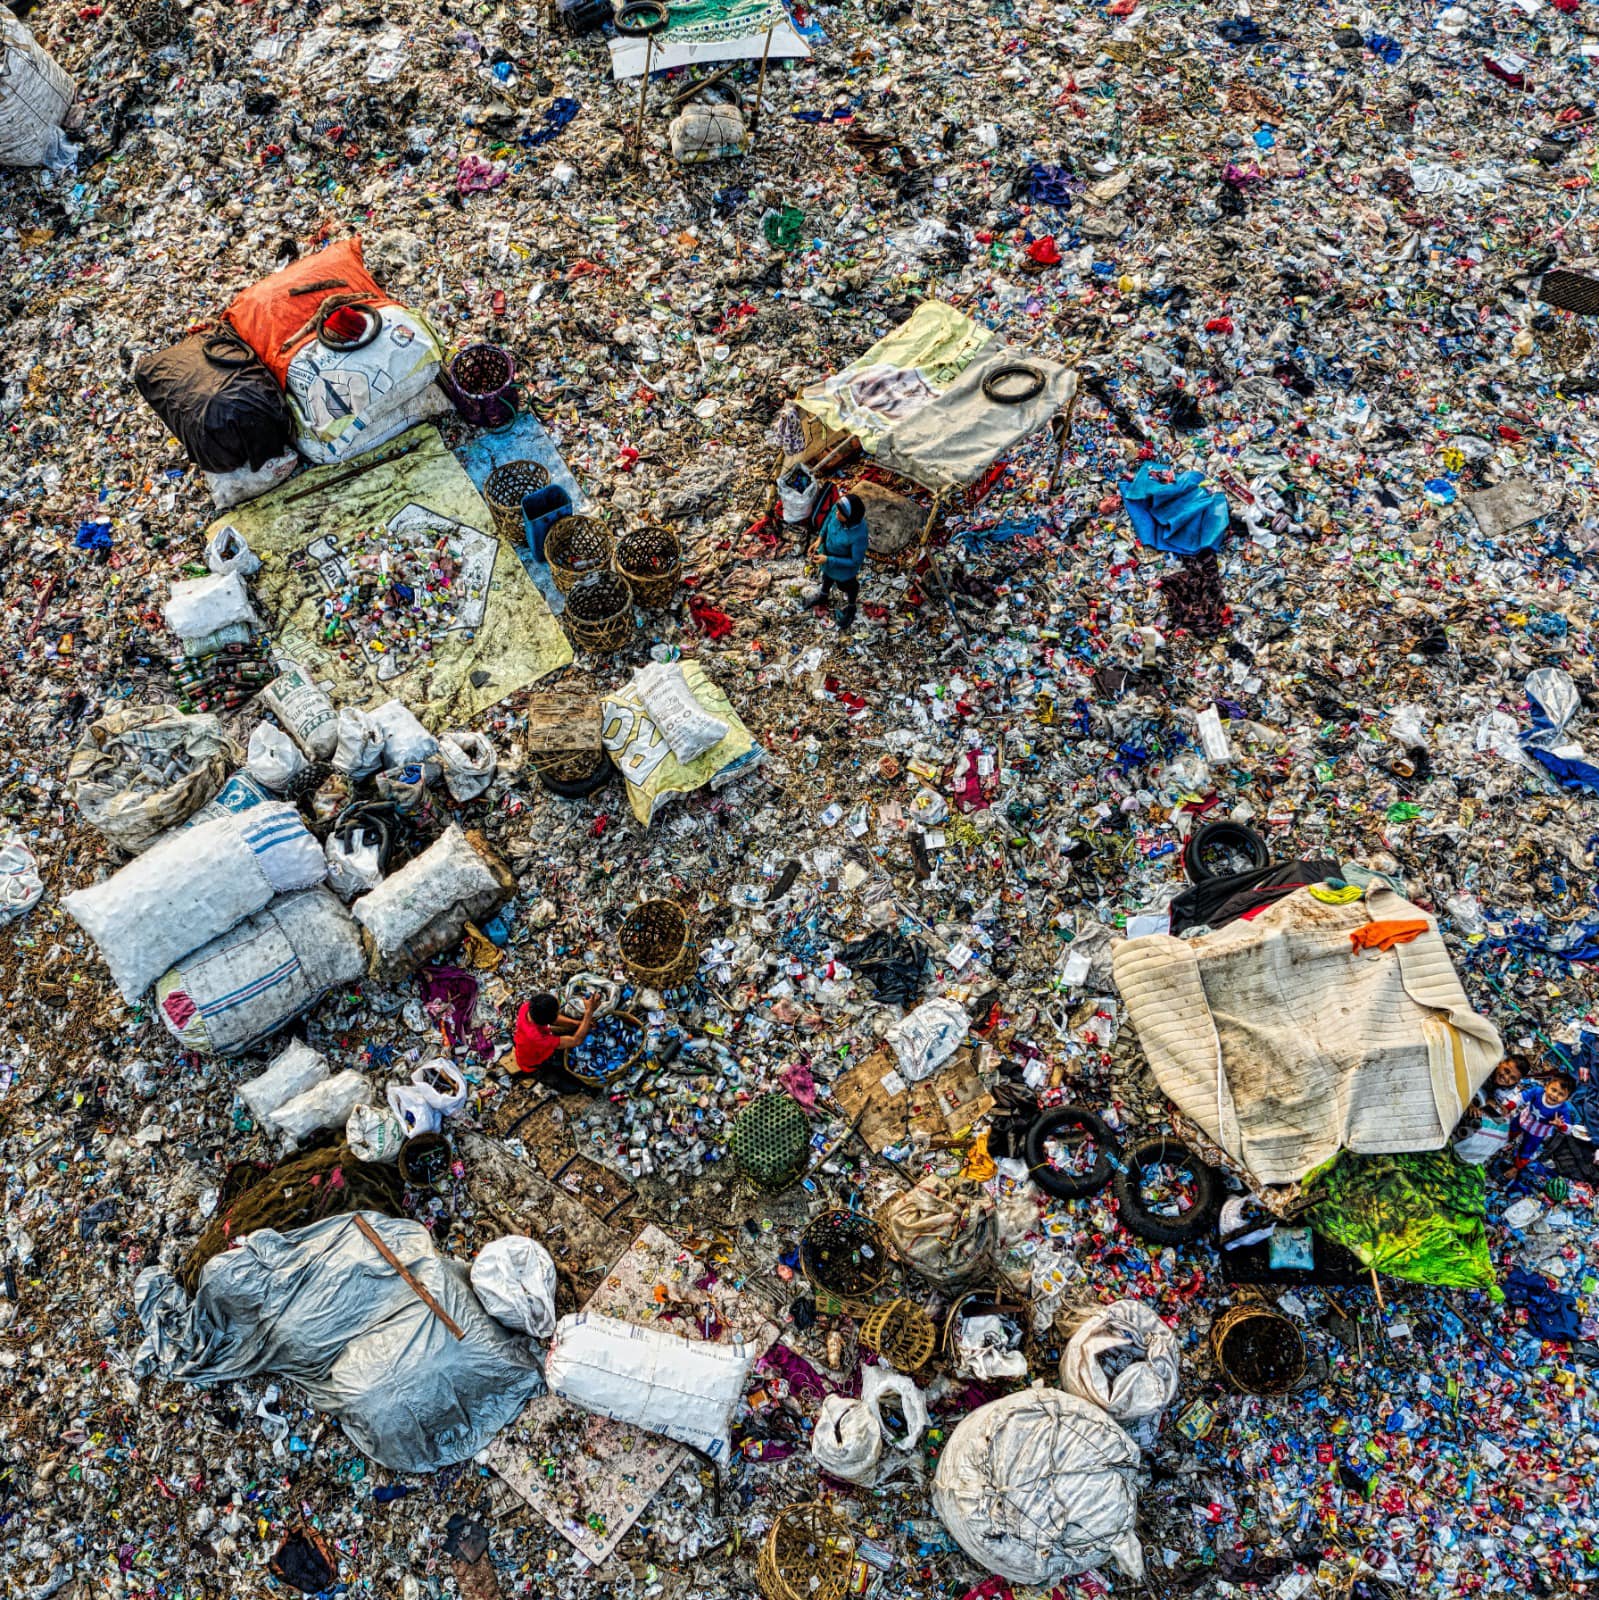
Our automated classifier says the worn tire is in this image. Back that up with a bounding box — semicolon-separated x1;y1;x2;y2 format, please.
1182;819;1269;884
537;752;616;799
1025;1104;1118;1200
1113;1134;1221;1245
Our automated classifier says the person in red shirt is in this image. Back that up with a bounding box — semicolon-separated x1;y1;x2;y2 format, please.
513;991;597;1093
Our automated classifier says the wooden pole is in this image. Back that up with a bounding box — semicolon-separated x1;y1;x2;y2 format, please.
749;21;776;139
354;1215;465;1340
634;31;655;162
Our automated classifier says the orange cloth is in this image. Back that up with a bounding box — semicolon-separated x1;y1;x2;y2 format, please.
1350;917;1429;953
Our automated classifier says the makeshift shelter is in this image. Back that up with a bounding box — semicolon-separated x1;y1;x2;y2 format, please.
608;0;810;79
1113;882;1502;1188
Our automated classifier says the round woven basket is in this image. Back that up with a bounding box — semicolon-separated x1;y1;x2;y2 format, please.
536;746;611;785
618;898;697;987
484;460;549;541
448;343;517;428
731;1093;810;1192
545;516;614;593
758;1503;856;1600
565;1009;645;1087
564;572;635;655
615;526;682;609
943;1289;1029;1359
1211;1303;1306;1395
801;1210;887;1297
398;1132;452;1191
861;1299;937;1372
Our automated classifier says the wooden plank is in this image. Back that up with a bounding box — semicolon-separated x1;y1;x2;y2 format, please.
353;1214;465;1340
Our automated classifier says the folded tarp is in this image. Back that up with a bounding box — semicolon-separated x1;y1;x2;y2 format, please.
134;332;297;474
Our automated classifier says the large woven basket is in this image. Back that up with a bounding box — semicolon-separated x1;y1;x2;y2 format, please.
545;516;613;593
565;1009;645;1087
730;1093;810;1192
1211;1303;1305;1395
483;460;549;540
615;526;682;609
800;1209;887;1297
617;898;696;986
564;572;635;655
758;1503;855;1600
448;343;517;429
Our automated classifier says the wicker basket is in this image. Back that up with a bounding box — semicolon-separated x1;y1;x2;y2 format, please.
448;343;517;428
801;1210;887;1296
758;1503;856;1600
617;898;697;987
535;746;610;785
565;1009;645;1087
943;1289;1029;1359
545;516;614;593
484;460;549;541
861;1299;936;1372
564;572;635;655
731;1093;810;1192
615;526;682;609
1211;1303;1306;1395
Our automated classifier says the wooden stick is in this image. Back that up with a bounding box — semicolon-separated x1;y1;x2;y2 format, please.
277;439;424;505
750;21;776;139
634;31;654;161
1369;1266;1385;1314
354;1214;465;1340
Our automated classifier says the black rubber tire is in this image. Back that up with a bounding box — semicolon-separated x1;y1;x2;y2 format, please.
203;333;255;369
1182;819;1269;884
614;0;668;33
1113;1134;1221;1245
981;362;1046;404
1026;1104;1118;1199
538;751;616;798
316;302;383;351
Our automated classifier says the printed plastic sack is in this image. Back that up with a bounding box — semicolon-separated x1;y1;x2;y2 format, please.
247;724;307;792
632;661;730;763
63;802;326;1002
332;708;385;778
932;1389;1144;1585
0;837;44;926
386;1059;469;1137
206;526;262;577
154;889;365;1056
0;13;75;170
545;1312;753;1459
438;732;496;802
346;1101;406;1165
67;706;242;855
326;831;383;901
352;826;512;981
259;661;338;762
1059;1299;1179;1442
471;1236;558;1339
885;998;970;1084
205;451;298;511
811;1394;882;1486
669;103;749;165
239;1040;330;1125
267;1069;374;1146
372;700;438;767
163;571;259;643
878;1173;995;1287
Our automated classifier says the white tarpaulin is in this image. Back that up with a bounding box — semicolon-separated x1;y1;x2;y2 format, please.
1112;883;1502;1187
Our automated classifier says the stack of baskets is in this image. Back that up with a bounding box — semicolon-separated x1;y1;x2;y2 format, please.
730;1092;810;1192
482;460;549;541
564;572;635;655
617;898;697;987
615;526;682;609
757;1503;856;1600
545;516;614;593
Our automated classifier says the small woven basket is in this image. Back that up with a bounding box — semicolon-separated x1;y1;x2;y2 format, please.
861;1299;936;1372
801;1210;887;1297
758;1503;856;1600
448;343;517;428
1211;1303;1306;1395
730;1093;810;1192
484;460;549;541
615;526;682;609
545;516;613;593
564;572;635;655
617;898;697;987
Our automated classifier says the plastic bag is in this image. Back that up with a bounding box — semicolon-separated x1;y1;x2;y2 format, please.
0;837;44;926
862;1364;929;1450
1060;1299;1180;1440
778;465;820;525
259;662;338;762
632;661;730;763
247;724;307;792
438;732;497;802
0;13;75;170
332;708;385;778
240;1040;330;1125
163;571;259;643
206;526;262;577
372;700;438;768
375;763;435;814
884;997;970;1084
878;1173;995;1286
326;831;383;901
811;1394;883;1485
471;1236;558;1339
386;1058;469;1137
267;1069;374;1145
205;452;298;511
346;1101;406;1165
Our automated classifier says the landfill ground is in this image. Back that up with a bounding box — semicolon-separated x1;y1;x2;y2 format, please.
5;0;1599;1595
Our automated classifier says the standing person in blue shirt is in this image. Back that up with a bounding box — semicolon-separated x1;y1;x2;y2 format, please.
802;492;869;630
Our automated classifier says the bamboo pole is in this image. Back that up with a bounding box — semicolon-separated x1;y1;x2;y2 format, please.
749;20;776;140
